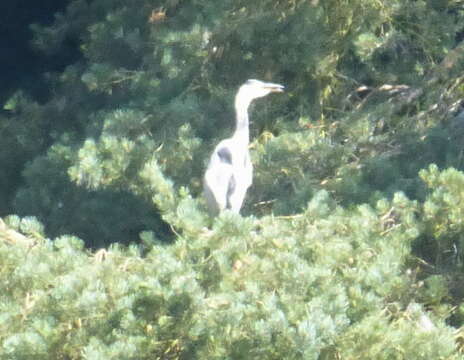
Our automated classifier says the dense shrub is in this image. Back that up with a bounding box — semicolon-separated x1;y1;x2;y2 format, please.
1;0;464;357
0;182;461;358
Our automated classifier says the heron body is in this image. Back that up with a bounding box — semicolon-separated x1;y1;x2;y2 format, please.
203;79;284;216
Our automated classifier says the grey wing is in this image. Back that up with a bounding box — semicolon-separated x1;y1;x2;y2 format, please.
225;173;236;210
217;147;233;165
203;145;236;215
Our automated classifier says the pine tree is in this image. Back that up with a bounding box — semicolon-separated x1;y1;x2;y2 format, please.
1;0;464;357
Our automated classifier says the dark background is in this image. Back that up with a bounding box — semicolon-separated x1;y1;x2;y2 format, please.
0;1;77;105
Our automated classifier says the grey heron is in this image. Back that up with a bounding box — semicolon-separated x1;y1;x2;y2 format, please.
203;79;284;216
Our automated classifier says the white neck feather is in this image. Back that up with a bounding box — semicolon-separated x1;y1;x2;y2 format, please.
233;90;252;144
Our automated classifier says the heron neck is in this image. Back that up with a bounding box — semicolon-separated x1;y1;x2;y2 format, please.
233;94;251;144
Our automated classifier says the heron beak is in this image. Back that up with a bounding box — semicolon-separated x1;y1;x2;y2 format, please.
266;83;285;93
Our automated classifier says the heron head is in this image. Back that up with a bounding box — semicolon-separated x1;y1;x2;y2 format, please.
239;79;284;102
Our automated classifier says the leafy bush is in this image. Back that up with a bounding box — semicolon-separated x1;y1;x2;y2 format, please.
0;182;461;358
2;0;464;357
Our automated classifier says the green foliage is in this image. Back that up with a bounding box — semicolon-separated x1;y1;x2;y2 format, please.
1;179;462;358
2;0;463;242
338;304;458;360
418;165;464;267
2;0;464;357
